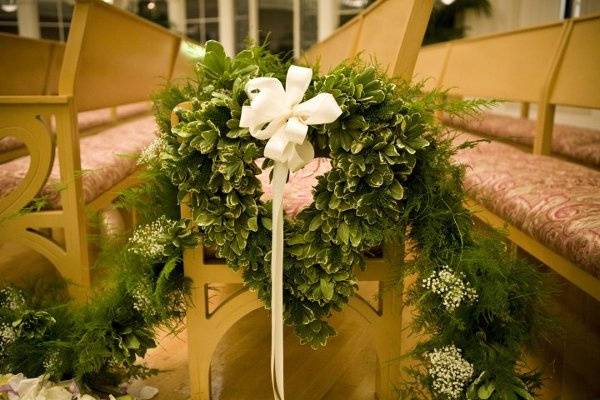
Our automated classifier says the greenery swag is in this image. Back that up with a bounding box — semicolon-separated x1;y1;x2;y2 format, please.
0;41;551;399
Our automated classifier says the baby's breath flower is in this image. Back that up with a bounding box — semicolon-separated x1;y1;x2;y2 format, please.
137;136;165;165
43;349;62;373
427;344;474;399
0;287;26;311
422;266;478;312
131;280;154;314
128;216;175;259
0;323;17;352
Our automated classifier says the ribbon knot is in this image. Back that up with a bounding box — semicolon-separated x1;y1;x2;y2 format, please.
239;66;342;400
240;65;342;171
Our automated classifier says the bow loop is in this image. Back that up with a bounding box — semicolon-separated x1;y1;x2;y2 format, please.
294;93;342;125
284;65;313;106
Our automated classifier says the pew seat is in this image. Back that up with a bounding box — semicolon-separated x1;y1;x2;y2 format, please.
0;102;151;155
443;113;600;168
262;144;600;278
453;132;600;278
257;158;331;216
0;115;156;209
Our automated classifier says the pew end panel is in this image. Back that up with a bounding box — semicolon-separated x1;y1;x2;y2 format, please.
0;0;187;299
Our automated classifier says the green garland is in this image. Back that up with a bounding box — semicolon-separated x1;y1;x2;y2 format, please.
0;41;551;399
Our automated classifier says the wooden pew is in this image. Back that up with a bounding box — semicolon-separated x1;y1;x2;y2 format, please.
0;33;64;97
413;15;600;301
182;1;433;399
0;0;184;300
0;34;64;162
0;33;172;164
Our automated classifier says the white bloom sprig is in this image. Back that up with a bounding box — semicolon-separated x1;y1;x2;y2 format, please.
128;216;176;259
427;344;474;399
422;265;478;312
0;323;17;353
137;136;165;165
0;287;26;311
131;279;154;314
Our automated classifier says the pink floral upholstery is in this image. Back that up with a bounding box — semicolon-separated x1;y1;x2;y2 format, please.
258;158;332;216
0;137;24;154
0;116;157;209
77;108;113;131
453;132;600;277
442;112;600;167
116;101;152;119
1;103;151;155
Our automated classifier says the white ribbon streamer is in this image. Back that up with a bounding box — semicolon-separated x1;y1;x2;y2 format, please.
240;65;342;399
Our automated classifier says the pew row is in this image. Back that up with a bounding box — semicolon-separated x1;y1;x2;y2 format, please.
414;15;600;168
0;0;194;300
413;16;600;300
182;0;433;399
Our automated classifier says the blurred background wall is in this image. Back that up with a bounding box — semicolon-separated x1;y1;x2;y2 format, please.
2;0;599;57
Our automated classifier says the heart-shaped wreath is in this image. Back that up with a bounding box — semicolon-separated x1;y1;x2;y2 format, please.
161;42;432;347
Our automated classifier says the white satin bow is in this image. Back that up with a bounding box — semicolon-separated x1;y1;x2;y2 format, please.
239;65;342;400
240;65;342;172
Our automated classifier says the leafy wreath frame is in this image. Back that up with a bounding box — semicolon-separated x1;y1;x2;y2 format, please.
165;41;433;347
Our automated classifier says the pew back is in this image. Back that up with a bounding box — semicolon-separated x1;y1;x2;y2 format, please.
413;14;600;155
413;42;449;91
355;0;433;79
0;33;64;96
302;17;362;73
171;40;202;81
441;23;565;103
59;0;181;112
550;16;600;109
302;0;433;79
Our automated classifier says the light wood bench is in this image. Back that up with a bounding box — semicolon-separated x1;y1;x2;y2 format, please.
0;33;162;163
182;1;433;399
413;15;600;300
0;0;188;300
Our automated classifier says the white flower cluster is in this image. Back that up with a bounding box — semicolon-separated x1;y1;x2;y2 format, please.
427;344;474;399
43;350;62;373
166;290;187;316
0;323;17;352
128;216;175;259
131;280;153;314
0;287;26;311
137;137;165;165
422;266;478;312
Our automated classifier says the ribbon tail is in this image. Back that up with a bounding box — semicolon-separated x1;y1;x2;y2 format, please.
270;162;287;400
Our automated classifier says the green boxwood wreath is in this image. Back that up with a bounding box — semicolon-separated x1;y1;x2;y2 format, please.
166;41;436;347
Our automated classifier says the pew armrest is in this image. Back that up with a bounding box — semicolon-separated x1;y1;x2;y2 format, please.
0;95;70;105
